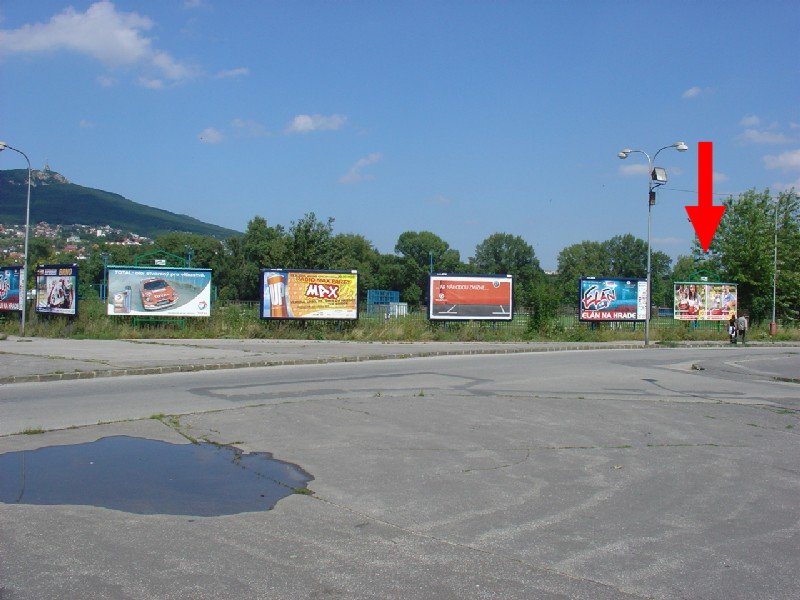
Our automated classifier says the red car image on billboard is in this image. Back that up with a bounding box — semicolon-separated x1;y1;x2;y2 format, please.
429;274;513;321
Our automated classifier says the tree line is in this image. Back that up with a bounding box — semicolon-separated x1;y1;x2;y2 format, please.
7;188;799;325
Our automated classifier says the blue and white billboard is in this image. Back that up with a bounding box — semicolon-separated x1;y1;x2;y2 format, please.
107;266;212;317
579;277;648;322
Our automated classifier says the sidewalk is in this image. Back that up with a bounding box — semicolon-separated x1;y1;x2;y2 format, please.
1;336;798;384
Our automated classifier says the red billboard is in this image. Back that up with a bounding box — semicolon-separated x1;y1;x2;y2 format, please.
429;274;513;321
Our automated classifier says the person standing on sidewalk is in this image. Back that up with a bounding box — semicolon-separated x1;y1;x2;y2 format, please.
736;314;748;345
728;314;737;344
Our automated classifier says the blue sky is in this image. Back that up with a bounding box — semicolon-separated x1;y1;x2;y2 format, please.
1;1;798;270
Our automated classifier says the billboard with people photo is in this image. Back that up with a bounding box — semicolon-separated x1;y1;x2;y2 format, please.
260;269;359;320
428;274;513;321
579;277;648;322
35;264;78;316
674;282;737;321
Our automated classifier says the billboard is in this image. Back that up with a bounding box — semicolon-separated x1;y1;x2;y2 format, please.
106;267;212;317
35;264;78;316
429;274;513;321
0;266;23;312
260;269;359;320
579;277;648;322
674;282;737;321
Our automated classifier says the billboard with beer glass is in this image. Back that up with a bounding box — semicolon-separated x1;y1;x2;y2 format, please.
674;282;737;321
260;269;359;320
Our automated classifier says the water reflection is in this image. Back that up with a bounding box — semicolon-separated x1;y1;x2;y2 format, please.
0;436;312;516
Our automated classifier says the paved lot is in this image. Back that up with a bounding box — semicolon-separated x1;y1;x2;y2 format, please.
1;340;798;599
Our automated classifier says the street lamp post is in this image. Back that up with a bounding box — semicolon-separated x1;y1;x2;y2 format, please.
618;141;688;346
771;197;779;335
0;141;32;336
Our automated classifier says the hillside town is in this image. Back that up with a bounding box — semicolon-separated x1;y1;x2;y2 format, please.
0;222;152;263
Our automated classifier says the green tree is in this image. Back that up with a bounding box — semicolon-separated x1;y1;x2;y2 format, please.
394;231;463;305
329;233;381;295
153;232;224;269
286;212;335;269
470;232;543;307
702;189;800;323
555;240;607;304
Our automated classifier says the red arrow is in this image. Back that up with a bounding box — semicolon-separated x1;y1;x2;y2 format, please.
685;141;725;252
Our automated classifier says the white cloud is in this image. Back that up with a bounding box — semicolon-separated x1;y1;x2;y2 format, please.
713;171;728;183
216;67;249;79
231;118;269;138
285;114;347;134
198;127;224;144
739;128;792;145
763;148;800;171
773;176;800;192
652;237;686;246
429;194;453;205
79;119;95;128
96;75;116;87
740;115;761;127
619;164;649;176
139;77;164;90
0;1;195;86
339;153;382;184
682;86;712;99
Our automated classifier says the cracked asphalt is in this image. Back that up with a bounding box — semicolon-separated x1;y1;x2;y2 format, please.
1;339;798;599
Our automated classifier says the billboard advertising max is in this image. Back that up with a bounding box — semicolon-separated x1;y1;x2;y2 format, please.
579;277;648;322
106;267;212;317
674;282;737;321
429;274;513;321
260;269;358;320
0;266;22;312
36;264;78;316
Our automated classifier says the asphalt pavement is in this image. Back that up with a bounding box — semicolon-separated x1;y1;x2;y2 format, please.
1;338;798;599
2;335;799;384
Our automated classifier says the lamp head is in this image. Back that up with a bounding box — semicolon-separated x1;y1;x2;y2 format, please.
618;149;632;159
0;141;8;151
651;167;668;184
674;141;688;152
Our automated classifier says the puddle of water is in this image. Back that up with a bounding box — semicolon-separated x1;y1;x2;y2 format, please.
0;436;312;517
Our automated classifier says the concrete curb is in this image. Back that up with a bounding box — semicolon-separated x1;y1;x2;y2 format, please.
2;340;798;386
0;344;643;385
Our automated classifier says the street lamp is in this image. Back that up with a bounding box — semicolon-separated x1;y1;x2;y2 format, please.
618;141;688;346
771;196;779;336
0;141;32;336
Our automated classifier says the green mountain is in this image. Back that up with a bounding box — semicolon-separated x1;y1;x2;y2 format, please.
0;168;240;240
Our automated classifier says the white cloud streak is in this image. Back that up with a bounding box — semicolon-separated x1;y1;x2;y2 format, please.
682;86;712;99
739;128;792;144
619;164;649;176
285;114;347;134
764;149;800;171
216;67;250;79
0;1;196;86
198;127;224;144
339;153;382;184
